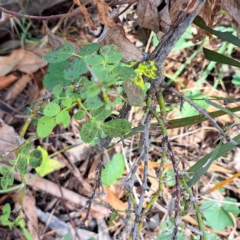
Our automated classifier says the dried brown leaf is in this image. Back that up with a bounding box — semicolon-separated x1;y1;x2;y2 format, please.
99;25;142;62
196;0;221;41
0;75;18;90
74;0;96;30
100;186;127;211
0;49;25;76
221;0;240;38
0;49;47;76
43;21;80;53
22;193;38;239
16;50;47;73
11;170;110;219
0;119;17;162
95;0;115;27
4;74;32;102
169;0;183;22
135;0;160;32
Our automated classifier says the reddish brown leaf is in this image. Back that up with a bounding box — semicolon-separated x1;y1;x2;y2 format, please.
74;0;97;30
195;0;221;41
221;0;240;38
0;75;18;90
0;49;47;76
4;74;32;103
43;21;80;53
135;0;160;33
99;25;142;62
95;0;115;27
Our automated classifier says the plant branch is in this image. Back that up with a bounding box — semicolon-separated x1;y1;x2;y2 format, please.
0;0;138;20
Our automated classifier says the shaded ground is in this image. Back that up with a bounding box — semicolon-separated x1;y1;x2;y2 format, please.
0;1;240;239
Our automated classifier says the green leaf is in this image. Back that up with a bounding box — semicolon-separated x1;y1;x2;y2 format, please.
102;119;131;138
64;58;88;80
1;175;8;190
91;67;115;84
188;135;240;179
55;110;70;128
201;201;233;230
63;233;72;240
7;172;14;186
52;84;63;97
21;227;32;240
18;142;31;155
194;16;240;47
74;110;85;120
17;157;28;175
111;66;136;80
101;153;125;186
84;54;104;66
43;44;74;63
43;61;70;90
203;98;238;118
1;172;14;189
36;147;63;177
165;169;176;187
29;149;43;168
61;97;72;107
85;96;103;109
232;74;240;88
123;81;145;106
79;83;91;99
182;90;209;117
86;84;100;97
0;166;10;175
203;48;240;68
37;116;55;138
80;120;99;143
223;197;240;216
43;103;60;117
100;45;123;64
187;139;223;187
2;203;11;218
80;43;99;56
92;106;111;121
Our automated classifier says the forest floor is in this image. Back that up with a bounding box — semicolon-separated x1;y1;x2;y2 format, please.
0;1;240;239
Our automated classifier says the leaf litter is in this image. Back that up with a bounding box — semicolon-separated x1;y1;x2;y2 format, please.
0;0;240;239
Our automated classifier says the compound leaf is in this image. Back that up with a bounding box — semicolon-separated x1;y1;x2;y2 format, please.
80;43;99;56
80;120;99;143
29;149;43;168
102;119;131;138
0;166;10;175
43;103;60;117
55;110;70;128
101;153;125;186
64;58;88;80
92;106;111;121
36;147;63;177
43;44;74;63
17;157;28;175
85;96;103;109
74;110;85;120
84;54;104;66
37;116;55;138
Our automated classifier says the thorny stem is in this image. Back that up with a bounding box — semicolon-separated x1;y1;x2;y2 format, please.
135;91;169;237
151;96;180;239
163;135;180;240
181;178;207;240
0;0;138;20
165;84;240;148
132;115;151;240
